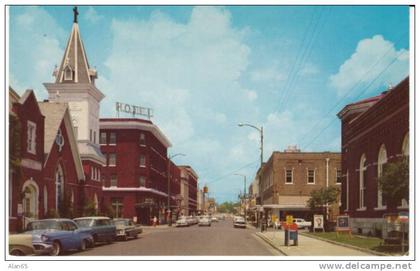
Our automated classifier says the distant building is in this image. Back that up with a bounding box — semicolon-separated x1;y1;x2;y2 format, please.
178;166;199;215
260;151;341;222
337;77;409;237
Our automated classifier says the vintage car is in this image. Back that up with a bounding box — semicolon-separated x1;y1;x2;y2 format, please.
24;219;94;256
198;216;211;227
9;234;35;256
113;218;142;241
233;216;246;228
74;216;116;244
175;216;189;227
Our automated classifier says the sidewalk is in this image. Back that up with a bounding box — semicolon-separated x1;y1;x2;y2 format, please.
255;229;374;256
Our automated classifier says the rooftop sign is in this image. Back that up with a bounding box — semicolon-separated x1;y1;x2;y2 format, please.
116;102;153;119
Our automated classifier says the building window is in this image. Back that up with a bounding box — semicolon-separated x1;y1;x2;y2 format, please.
336;169;342;184
43;185;48;215
100;132;107;145
110;175;117;187
64;66;73;80
109;132;116;145
139;133;146;146
108;153;116;166
307;169;315;184
27;121;36;154
402;132;409;156
139;176;146;187
98;169;101;182
93;131;96;144
91;167;95;180
111;198;123;218
345;170;349;211
285;169;293;184
359;154;367;210
377;145;387;209
139;155;146;167
55;165;64;211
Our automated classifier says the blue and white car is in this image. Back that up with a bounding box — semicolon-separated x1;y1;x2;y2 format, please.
25;219;94;256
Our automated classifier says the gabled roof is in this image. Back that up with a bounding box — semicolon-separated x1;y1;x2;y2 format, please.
38;102;85;181
54;22;97;84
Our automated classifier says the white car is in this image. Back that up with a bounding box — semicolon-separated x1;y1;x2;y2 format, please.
175;216;189;227
211;216;218;222
293;218;312;230
233;216;246;228
198;216;211;227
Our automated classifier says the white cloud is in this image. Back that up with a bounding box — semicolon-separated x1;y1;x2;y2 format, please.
246;90;258;101
329;35;409;96
9;7;65;98
84;7;103;23
100;6;252;147
250;67;286;83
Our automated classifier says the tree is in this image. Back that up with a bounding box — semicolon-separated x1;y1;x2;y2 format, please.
378;157;409;206
83;199;98;217
217;201;240;214
307;186;340;221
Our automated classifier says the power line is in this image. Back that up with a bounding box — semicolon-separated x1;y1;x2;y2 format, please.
298;31;408;148
206;159;259;185
302;49;408;151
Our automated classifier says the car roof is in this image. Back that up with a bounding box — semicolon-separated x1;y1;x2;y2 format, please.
74;216;111;220
29;218;73;222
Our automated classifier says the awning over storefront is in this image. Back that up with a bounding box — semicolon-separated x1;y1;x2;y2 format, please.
262;196;311;210
102;186;168;197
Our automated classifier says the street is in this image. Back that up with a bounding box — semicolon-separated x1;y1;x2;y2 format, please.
72;218;281;256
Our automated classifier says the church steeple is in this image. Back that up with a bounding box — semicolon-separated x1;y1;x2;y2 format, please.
53;6;97;85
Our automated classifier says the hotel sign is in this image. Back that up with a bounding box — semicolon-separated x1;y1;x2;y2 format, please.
116;102;153;119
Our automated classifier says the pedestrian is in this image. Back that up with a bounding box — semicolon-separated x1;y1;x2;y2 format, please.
153;216;157;227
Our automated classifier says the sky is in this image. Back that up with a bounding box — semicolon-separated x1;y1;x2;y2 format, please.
8;5;410;203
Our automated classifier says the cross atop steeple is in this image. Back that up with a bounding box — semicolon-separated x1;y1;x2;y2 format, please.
73;6;79;23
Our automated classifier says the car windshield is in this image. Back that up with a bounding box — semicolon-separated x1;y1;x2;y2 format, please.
26;220;61;231
114;220;129;226
74;219;93;227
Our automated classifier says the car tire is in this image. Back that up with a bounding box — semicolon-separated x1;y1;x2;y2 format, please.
10;249;25;256
80;239;87;251
50;241;61;256
123;234;128;241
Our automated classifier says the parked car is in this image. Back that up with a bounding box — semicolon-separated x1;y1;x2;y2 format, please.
113;218;143;241
233;216;246;228
74;217;116;244
175;216;189;227
198;216;211;227
211;216;218;222
293;218;312;230
9;234;35;256
24;219;94;256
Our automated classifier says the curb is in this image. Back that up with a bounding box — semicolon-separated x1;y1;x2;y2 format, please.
255;232;288;256
299;232;388;256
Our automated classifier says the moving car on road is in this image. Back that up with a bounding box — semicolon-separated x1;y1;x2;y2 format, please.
9;234;35;256
24;219;94;256
293;218;312;230
113;218;143;241
233;216;246;228
74;217;116;244
198;216;211;227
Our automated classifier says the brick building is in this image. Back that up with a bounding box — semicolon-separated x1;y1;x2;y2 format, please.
9;89;45;232
337;77;409;236
259;147;341;222
99;118;177;224
179;166;199;216
38;102;85;218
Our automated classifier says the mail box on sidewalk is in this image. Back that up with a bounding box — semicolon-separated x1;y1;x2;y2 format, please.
284;223;298;246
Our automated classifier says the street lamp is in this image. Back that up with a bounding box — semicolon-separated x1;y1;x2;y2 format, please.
167;153;186;226
238;123;263;165
238;122;264;230
234;173;247;224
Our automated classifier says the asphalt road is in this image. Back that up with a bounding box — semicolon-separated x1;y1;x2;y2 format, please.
72;218;281;256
